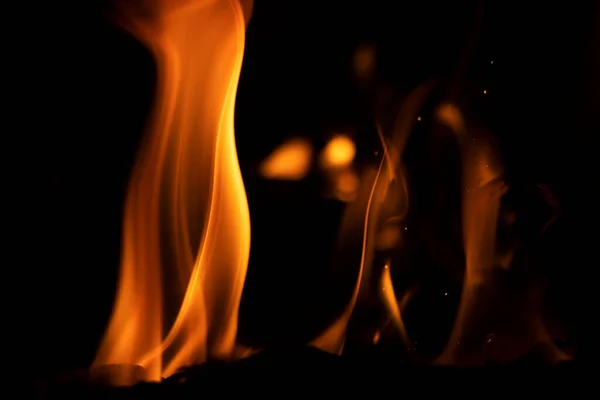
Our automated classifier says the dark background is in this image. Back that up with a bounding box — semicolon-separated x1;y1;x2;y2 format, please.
16;0;598;376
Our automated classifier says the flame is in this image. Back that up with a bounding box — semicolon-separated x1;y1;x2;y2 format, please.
259;137;313;180
320;134;356;169
311;83;433;353
319;134;358;202
353;44;376;80
94;0;253;381
434;102;507;364
311;84;434;354
311;156;386;353
380;264;414;348
359;84;437;354
435;102;567;365
333;169;360;201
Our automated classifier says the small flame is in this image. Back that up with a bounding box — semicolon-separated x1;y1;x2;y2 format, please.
319;134;359;202
259;137;313;180
94;0;253;382
380;264;413;348
320;134;356;169
353;44;376;80
434;102;507;364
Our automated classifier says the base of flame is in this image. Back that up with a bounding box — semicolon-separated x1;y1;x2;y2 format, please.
36;346;581;398
88;364;148;387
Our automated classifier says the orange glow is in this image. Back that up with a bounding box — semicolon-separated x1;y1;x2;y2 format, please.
436;103;465;134
313;84;434;354
375;222;402;250
353;44;376;79
483;89;487;94
372;330;381;344
337;169;359;194
259;138;312;180
333;168;360;202
94;0;253;382
380;264;413;348
320;134;356;169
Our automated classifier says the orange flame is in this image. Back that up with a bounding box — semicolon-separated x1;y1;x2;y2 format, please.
435;103;568;365
320;134;356;169
363;84;435;343
259;137;313;180
434;103;507;365
380;263;415;348
312;83;436;354
312;83;435;353
94;0;253;381
311;155;386;353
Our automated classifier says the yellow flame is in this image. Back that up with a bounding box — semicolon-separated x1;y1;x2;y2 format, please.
94;0;252;381
259;138;313;180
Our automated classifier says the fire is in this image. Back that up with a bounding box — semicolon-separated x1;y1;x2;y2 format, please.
311;84;433;354
318;134;359;202
259;137;313;180
353;44;376;80
334;169;360;201
334;92;568;365
311;157;386;354
320;134;356;169
90;1;571;378
434;102;568;365
94;0;253;382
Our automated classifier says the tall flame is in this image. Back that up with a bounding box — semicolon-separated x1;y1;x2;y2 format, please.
435;103;567;365
94;0;253;381
312;83;435;353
